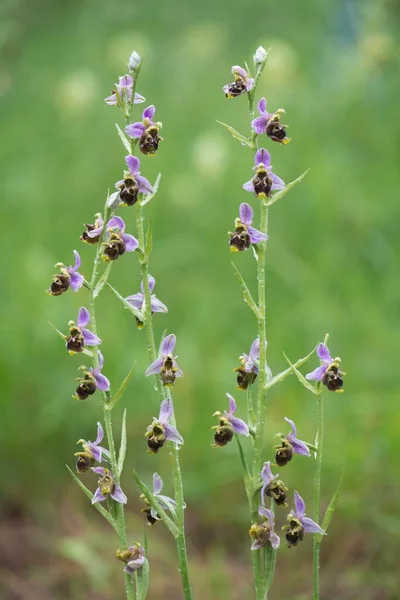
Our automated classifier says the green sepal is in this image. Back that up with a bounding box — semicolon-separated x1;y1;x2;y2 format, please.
136;557;150;600
231;262;260;318
93;263;113;299
115;123;132;154
216;120;255;149
106;361;136;411
266;170;309;208
321;472;344;535
282;352;320;395
66;465;117;532
117;409;127;475
106;282;145;322
132;469;181;539
141;173;162;207
264;346;315;390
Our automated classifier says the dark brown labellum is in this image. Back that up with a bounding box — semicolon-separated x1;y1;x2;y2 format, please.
266;119;288;143
265;481;288;507
141;506;158;526
285;518;305;548
274;440;294;467
229;227;251;252
225;79;247;98
253;169;273;198
104;240;126;261
235;366;257;390
119;178;139;206
214;424;234;447
75;453;94;473
75;377;97;400
160;356;177;386
147;436;165;454
81;224;100;244
67;332;85;353
139;126;162;156
322;364;344;392
49;273;70;296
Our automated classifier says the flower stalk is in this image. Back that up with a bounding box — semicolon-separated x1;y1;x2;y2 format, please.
313;388;324;600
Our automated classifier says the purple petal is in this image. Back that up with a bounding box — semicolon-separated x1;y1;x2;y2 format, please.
97;351;104;370
251;539;264;551
91;487;107;504
229;415;249;436
284;417;297;437
159;398;173;422
124;556;145;573
134;92;145;104
164;423;184;445
150;296;168;313
254;148;271;168
77;307;90;328
145;357;163;376
88;444;102;462
136;174;154;194
173;361;184;378
239;203;254;226
226;393;237;415
93;371;110;392
111;484;128;504
125;122;145;138
107;216;125;232
94;422;104;445
270;172;285;190
69;271;84;292
248;226;269;244
301;516;325;535
258;97;267;115
261;461;275;486
105;93;117;106
245;77;254;92
269;531;281;549
91;466;106;475
258;506;274;523
157;493;177;509
87;223;103;238
125;293;144;310
118;74;133;89
140;275;156;294
122;233;139;252
251;116;268;135
232;65;248;79
125;155;140;175
317;343;332;363
160;334;176;356
153;472;163;495
294;491;306;518
242;178;255;193
249;337;260;361
82;328;101;346
142;105;155;120
71;249;81;271
291;439;311;457
305;364;327;381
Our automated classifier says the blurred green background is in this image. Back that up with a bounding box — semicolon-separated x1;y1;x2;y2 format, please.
1;0;399;598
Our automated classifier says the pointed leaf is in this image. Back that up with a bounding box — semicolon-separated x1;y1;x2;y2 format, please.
93;263;113;299
115;123;132;153
66;466;117;531
141;173;162;207
266;170;309;208
132;469;180;539
118;409;127;475
216;120;255;148
265;346;316;390
136;557;150;600
231;262;260;318
143;528;148;555
106;282;145;322
106;362;136;411
321;472;344;535
282;352;319;395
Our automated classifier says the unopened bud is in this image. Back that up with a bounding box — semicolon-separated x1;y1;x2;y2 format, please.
254;46;268;65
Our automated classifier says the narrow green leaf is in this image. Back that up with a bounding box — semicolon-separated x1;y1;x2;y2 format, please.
106;282;144;322
282;352;319;395
216;120;255;148
115;123;132;153
231;262;260;318
66;466;117;531
118;409;127;475
106;362;136;411
321;472;344;534
93;263;113;299
141;173;162;207
136;557;150;600
265;346;316;390
143;527;148;555
235;435;253;501
144;218;152;260
49;322;93;358
266;170;309;208
132;469;181;539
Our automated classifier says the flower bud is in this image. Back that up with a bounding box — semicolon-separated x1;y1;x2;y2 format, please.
254;46;267;64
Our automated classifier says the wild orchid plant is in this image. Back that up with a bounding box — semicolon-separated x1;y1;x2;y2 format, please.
47;46;345;600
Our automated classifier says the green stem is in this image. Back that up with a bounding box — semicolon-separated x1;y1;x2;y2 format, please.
135;203;193;600
87;202;134;600
313;392;324;600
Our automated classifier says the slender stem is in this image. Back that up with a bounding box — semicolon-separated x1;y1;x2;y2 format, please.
313;392;324;600
135;203;193;600
88;205;134;600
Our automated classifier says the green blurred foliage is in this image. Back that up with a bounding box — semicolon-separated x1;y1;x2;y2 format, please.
0;0;399;598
